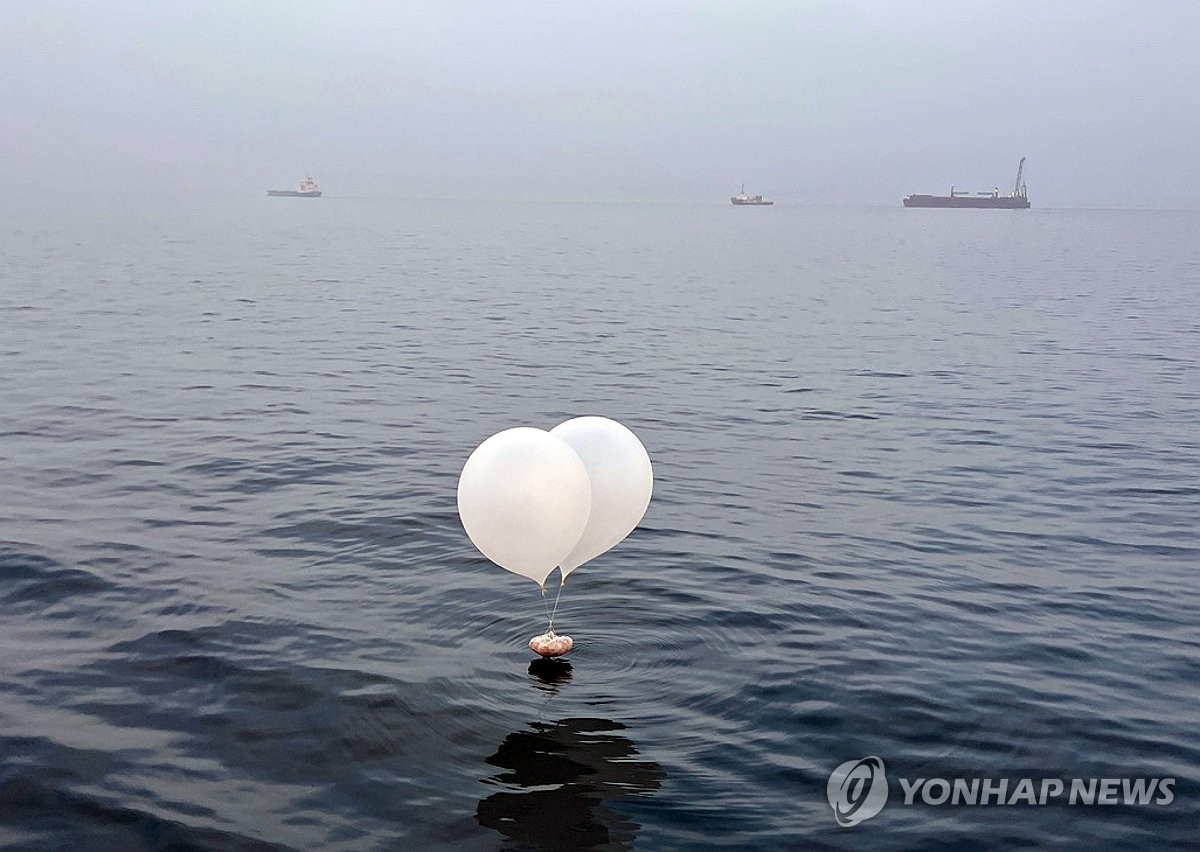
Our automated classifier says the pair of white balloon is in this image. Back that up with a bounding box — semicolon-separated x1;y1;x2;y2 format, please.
457;417;653;589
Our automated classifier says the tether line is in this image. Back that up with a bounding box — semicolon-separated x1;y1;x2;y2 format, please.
547;575;565;631
540;585;553;631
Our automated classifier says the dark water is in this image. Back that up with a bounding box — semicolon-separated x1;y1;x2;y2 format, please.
1;199;1197;850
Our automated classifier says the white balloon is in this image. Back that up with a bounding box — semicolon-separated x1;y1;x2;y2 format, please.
457;427;592;588
550;417;653;581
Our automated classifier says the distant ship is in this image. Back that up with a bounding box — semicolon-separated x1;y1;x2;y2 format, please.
903;158;1030;209
267;177;322;197
731;184;774;206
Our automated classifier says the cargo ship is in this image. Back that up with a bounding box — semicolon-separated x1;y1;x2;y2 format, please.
731;184;773;206
267;177;322;197
903;158;1029;208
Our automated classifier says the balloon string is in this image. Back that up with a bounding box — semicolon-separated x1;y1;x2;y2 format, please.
548;574;565;631
540;586;552;631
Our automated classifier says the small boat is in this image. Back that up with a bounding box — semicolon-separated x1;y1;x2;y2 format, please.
731;184;773;206
267;177;322;198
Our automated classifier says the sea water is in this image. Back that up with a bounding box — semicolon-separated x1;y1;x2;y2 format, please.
1;198;1197;848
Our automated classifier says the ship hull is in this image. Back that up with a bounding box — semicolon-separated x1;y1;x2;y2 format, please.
731;199;774;205
903;194;1029;209
267;190;322;197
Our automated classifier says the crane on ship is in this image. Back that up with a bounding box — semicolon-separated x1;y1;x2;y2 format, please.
1013;157;1027;199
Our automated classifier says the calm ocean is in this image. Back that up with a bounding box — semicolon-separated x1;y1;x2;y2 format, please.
1;199;1197;850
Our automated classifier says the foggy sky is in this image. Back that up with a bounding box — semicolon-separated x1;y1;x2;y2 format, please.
3;1;1198;208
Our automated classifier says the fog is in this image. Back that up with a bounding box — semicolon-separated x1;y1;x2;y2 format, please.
3;1;1197;207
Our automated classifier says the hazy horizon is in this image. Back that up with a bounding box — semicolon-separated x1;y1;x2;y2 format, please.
4;1;1198;208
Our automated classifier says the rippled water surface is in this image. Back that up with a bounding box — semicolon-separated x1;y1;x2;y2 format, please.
1;200;1198;850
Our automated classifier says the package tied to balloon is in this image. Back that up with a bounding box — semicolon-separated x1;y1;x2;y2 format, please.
529;630;574;658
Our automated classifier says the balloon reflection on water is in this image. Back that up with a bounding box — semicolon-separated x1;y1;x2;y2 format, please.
476;717;665;851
